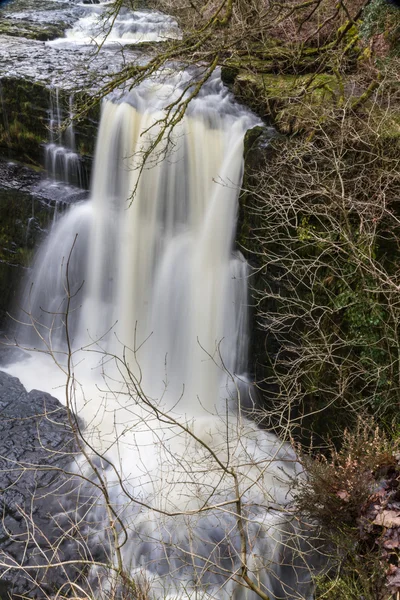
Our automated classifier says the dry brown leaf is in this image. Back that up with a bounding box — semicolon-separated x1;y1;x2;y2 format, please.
373;510;400;528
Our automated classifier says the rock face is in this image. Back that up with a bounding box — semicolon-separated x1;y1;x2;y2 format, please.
0;74;98;178
0;370;79;599
237;126;281;400
0;18;67;42
0;184;53;328
0;160;89;329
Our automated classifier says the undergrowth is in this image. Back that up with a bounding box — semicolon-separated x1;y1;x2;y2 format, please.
296;420;400;599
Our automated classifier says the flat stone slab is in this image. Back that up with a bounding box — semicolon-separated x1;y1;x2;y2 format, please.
0;159;88;203
0;33;132;90
0;18;68;42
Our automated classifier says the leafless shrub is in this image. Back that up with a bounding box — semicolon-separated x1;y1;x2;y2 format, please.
240;92;400;443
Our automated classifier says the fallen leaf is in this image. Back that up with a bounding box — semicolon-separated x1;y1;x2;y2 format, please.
373;510;400;527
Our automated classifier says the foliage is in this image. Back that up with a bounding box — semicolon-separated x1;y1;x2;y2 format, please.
296;420;397;528
360;0;400;51
295;420;400;599
240;94;400;443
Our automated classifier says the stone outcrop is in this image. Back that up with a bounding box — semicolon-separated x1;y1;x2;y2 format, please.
0;369;79;599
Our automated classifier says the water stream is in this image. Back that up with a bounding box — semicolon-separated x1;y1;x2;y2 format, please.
45;88;83;187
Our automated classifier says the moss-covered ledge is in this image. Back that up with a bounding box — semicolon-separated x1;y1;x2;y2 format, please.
232;72;337;133
0;77;99;184
223;67;400;139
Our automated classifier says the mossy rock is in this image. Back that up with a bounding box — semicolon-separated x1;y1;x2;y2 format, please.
0;78;49;165
233;72;338;133
0;18;67;41
237;126;283;398
230;66;399;137
0;187;54;326
221;37;330;78
239;125;277;257
0;77;99;180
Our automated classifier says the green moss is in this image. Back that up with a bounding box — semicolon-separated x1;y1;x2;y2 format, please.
220;66;239;85
0;78;49;163
0;77;99;170
232;69;400;138
260;73;335;99
233;72;338;133
371;109;400;139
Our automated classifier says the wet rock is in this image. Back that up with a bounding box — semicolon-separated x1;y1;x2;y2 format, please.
0;18;68;42
0;74;98;170
0;162;89;329
0;33;140;90
0;186;51;328
0;371;80;599
237;125;280;397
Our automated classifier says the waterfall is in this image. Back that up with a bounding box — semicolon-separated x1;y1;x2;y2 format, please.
5;72;317;599
44;87;83;187
15;73;256;417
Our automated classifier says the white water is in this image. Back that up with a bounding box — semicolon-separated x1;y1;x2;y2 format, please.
45;88;83;187
5;69;317;599
48;3;180;48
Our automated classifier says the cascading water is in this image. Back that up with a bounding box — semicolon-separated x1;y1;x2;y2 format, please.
15;73;256;416
5;70;318;600
45;88;82;187
48;3;180;48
